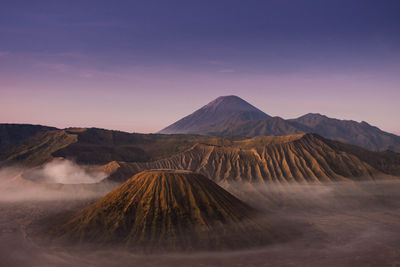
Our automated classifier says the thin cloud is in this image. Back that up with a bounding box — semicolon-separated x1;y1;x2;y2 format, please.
218;69;235;73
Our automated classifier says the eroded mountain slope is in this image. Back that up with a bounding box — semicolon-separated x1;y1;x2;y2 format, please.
106;134;396;183
52;170;282;251
0;127;243;166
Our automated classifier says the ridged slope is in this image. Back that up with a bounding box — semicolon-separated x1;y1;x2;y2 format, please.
54;170;276;251
107;134;393;183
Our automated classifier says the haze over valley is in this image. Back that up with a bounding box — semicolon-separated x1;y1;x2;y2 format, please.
0;95;400;266
1;1;400;266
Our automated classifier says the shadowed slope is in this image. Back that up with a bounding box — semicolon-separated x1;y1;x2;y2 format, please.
290;113;400;152
0;124;57;149
0;130;77;167
323;139;400;176
157;96;400;152
217;117;310;137
53;170;280;251
107;134;396;183
0;127;244;166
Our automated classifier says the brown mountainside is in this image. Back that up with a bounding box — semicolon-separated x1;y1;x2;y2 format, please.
53;170;279;251
0;124;57;149
106;134;398;184
0;130;77;167
0;127;243;166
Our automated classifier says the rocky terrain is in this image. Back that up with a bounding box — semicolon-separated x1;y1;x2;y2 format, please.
105;133;399;183
52;170;284;251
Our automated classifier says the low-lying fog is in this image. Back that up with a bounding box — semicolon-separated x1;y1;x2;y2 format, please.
0;165;400;266
0;160;113;201
36;160;107;184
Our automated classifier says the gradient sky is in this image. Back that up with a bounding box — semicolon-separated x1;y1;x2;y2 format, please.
1;0;399;134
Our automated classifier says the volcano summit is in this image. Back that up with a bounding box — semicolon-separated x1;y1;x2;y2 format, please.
159;95;270;134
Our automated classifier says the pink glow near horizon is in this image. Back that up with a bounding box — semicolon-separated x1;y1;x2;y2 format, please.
1;64;399;135
1;1;399;136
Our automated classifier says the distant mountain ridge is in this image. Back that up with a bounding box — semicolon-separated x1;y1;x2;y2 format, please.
158;96;400;152
289;113;400;152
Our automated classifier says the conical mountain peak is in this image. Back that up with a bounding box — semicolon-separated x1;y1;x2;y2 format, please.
52;170;277;251
159;96;270;134
201;95;264;113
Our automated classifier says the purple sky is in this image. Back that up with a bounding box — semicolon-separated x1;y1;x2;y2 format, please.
1;1;399;134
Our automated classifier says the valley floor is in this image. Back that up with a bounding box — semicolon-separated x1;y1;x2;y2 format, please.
1;181;400;267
